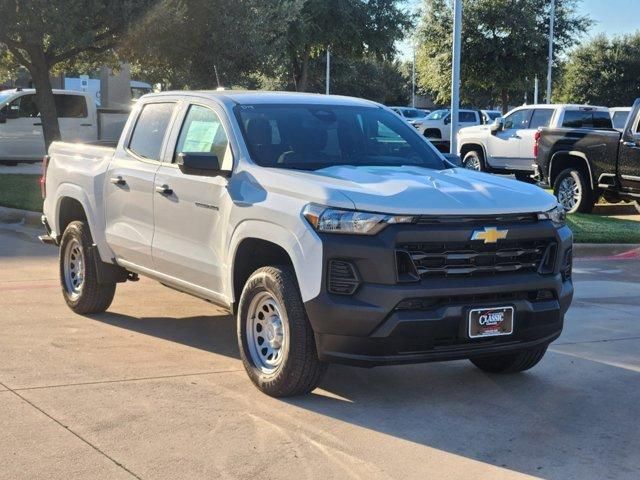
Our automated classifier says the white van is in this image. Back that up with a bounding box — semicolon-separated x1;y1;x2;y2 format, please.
0;89;125;164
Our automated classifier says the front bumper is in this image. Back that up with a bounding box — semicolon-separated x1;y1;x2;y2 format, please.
304;222;573;367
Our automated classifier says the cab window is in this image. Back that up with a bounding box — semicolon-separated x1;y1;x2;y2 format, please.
128;102;175;160
175;104;232;169
504;109;532;129
529;109;554;129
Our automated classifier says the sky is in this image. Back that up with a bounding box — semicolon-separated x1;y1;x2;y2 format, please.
398;0;640;60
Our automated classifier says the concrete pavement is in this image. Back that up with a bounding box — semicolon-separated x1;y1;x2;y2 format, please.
1;223;639;480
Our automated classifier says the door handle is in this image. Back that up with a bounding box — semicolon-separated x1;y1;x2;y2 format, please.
622;141;638;148
510;134;521;139
110;176;127;186
33;122;42;126
80;123;92;127
155;184;173;195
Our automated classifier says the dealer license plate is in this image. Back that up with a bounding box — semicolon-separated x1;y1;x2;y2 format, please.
468;306;514;339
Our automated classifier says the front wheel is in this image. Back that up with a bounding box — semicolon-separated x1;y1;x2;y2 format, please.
59;221;116;314
470;346;548;373
463;150;484;171
237;266;327;397
553;168;595;213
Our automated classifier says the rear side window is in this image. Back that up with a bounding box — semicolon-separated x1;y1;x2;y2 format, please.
529;109;554;129
54;95;87;118
128;103;175;160
562;110;612;129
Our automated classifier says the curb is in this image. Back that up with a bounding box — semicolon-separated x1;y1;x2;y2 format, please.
0;206;42;227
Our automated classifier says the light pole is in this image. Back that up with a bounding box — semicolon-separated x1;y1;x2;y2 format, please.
546;0;555;104
325;47;330;95
450;0;462;154
412;44;416;108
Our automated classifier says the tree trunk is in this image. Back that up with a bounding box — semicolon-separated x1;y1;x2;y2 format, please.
297;48;310;92
501;89;509;115
28;48;61;151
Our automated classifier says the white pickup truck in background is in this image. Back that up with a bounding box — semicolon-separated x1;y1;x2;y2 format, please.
41;91;574;397
0;88;128;165
420;108;483;151
457;104;612;180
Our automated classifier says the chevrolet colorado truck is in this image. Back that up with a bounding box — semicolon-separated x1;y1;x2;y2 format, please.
41;91;573;397
458;104;611;181
534;98;640;213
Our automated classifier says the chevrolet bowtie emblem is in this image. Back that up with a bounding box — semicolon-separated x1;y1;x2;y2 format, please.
471;226;508;244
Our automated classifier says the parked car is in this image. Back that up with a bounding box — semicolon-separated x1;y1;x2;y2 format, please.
481;109;502;124
610;107;631;131
421;108;482;152
457;104;611;181
0;88;128;165
534;98;640;214
390;106;429;131
41;91;573;397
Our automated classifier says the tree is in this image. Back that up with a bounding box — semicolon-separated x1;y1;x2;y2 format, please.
0;0;153;148
416;0;591;112
557;33;640;106
263;0;413;92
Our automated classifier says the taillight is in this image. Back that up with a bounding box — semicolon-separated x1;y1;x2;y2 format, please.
533;130;541;158
40;155;50;199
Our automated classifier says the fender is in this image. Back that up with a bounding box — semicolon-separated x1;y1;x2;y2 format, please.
459;141;489;167
53;182;115;263
549;150;595;189
226;219;323;304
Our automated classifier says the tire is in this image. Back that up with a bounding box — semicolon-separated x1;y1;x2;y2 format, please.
470;346;548;373
59;221;116;314
237;265;327;397
553;168;595;214
463;150;484;171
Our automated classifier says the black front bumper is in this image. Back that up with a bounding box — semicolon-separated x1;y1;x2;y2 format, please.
304;221;573;367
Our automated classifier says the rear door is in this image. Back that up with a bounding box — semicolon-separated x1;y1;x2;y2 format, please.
618;109;640;192
0;94;46;161
487;108;532;169
104;101;177;269
151;102;233;294
55;93;97;143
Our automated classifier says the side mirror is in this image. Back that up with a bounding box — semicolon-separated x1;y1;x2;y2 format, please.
442;153;462;167
177;152;230;177
443;115;451;125
490;117;504;134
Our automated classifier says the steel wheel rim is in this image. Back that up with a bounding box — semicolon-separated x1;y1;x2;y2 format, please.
63;238;85;300
465;156;481;171
558;176;581;211
246;292;287;374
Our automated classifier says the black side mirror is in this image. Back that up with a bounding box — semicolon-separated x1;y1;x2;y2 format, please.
442;153;462;167
177;152;231;177
443;115;451;125
490;117;504;134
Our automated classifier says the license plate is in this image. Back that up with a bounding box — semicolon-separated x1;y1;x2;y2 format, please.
468;306;514;339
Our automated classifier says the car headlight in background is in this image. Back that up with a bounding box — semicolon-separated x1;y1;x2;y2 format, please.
303;204;413;235
538;205;566;227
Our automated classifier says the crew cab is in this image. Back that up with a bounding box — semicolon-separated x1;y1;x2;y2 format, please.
0;88;127;165
457;104;611;181
41;91;573;397
421;109;482;151
534;98;640;213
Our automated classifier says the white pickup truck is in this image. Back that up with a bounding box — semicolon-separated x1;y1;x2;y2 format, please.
457;104;612;180
41;91;574;397
0;88;128;164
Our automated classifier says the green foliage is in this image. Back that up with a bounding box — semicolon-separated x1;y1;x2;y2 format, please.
557;33;640;106
416;0;591;109
0;174;42;212
567;213;640;244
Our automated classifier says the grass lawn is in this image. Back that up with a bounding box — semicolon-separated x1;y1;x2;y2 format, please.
567;213;640;244
0;174;42;212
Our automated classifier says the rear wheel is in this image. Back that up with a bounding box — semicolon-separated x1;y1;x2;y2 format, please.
237;266;327;397
463;150;484;171
59;221;116;314
470;346;548;373
553;168;595;213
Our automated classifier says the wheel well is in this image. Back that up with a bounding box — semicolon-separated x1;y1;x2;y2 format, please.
424;128;442;139
232;238;294;312
549;153;592;189
459;143;485;162
58;197;87;235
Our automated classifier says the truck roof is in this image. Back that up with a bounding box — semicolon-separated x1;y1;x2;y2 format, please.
516;103;609;111
0;88;92;97
143;90;381;108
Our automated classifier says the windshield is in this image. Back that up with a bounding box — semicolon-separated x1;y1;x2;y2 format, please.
485;111;501;120
402;108;426;119
426;109;449;120
236;104;445;171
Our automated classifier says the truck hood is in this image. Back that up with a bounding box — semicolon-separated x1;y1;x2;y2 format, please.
458;124;491;137
263;165;557;215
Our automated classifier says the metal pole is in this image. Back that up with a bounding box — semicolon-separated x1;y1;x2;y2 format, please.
412;45;416;108
325;48;330;95
534;75;539;104
450;0;462;154
546;0;555;104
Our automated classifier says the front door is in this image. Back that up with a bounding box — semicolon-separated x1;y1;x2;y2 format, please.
0;94;46;161
104;101;176;269
619;110;640;192
152;103;232;293
487;108;532;169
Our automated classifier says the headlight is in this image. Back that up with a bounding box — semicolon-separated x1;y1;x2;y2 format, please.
538;205;566;227
303;204;413;235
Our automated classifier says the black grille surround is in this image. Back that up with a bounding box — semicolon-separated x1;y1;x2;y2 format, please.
397;239;557;279
327;259;360;295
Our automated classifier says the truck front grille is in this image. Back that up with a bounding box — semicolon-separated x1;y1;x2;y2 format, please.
397;240;556;278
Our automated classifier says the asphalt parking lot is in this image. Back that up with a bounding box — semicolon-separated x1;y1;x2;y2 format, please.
1;223;639;480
